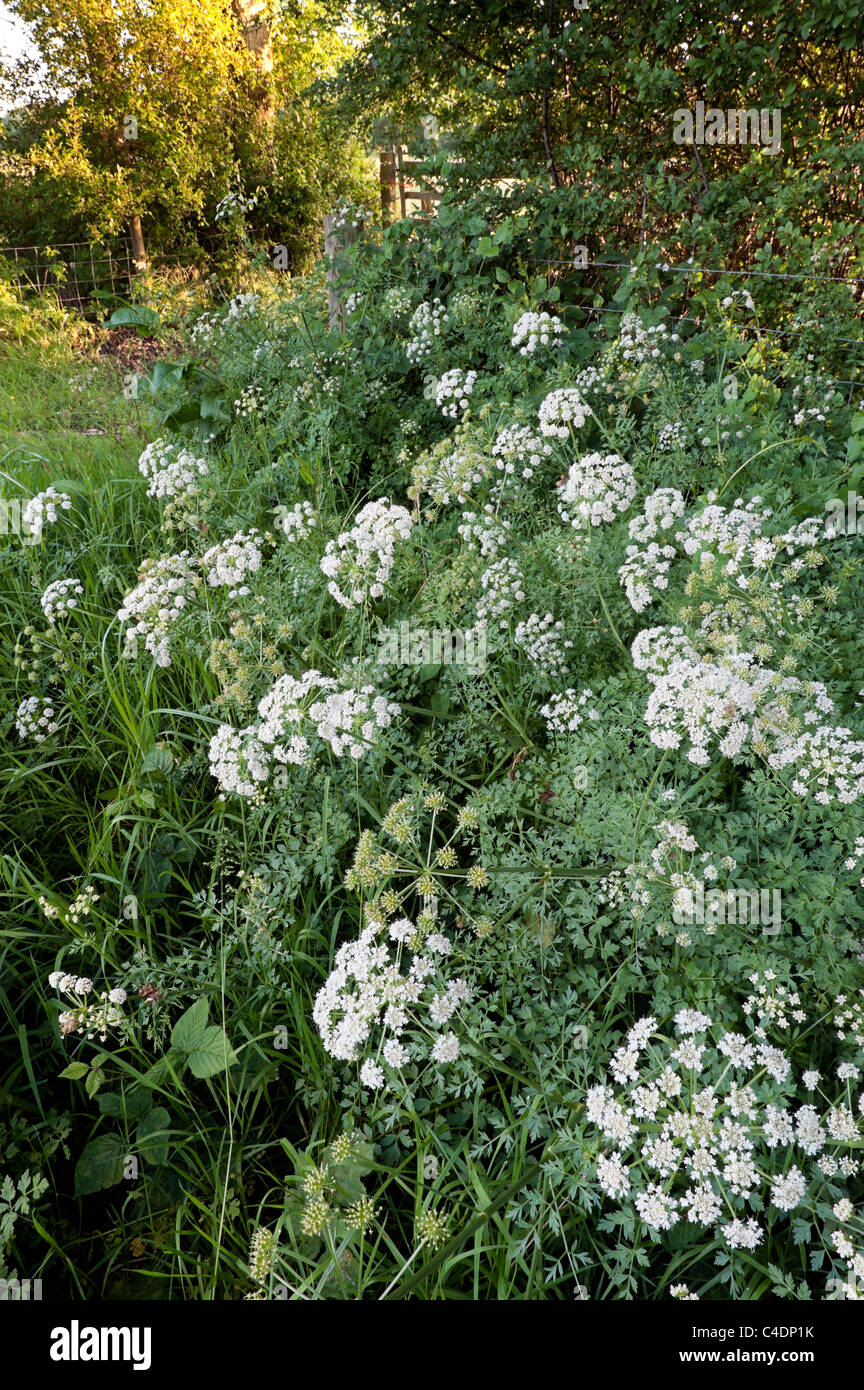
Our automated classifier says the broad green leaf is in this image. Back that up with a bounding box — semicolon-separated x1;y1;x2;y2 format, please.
58;1061;89;1081
85;1066;106;1098
98;1089;153;1123
136;1106;171;1167
140;746;173;775
171;996;210;1054
187;1025;238;1078
74;1135;127;1196
104;305;161;332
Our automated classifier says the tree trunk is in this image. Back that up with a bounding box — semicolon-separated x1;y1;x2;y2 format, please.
231;0;274;122
129;214;147;271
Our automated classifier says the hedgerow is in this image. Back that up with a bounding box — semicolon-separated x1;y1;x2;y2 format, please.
3;206;864;1301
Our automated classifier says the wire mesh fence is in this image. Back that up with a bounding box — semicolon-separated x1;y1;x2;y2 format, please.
0;239;139;310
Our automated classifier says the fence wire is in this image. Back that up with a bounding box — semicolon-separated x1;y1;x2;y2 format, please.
0;240;138;309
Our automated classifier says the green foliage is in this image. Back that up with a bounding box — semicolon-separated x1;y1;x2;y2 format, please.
2;164;864;1302
338;0;864;349
0;0;375;271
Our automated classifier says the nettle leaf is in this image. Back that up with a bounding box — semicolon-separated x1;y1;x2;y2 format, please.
74;1135;127;1197
171;996;210;1054
136;1107;171;1168
98;1089;153;1124
140;745;173;776
187;1026;238;1079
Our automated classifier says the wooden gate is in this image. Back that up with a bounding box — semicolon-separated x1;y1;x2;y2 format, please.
379;147;442;223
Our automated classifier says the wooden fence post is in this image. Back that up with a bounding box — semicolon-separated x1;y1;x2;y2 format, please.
129;215;147;271
323;210;360;331
379;149;398;225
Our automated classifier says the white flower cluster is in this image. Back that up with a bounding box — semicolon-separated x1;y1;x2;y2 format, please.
330;197;370;231
511;310;567;355
275;500;317;542
320;499;413;608
21;487;72;534
49;970;127;1041
677;496;773;562
16;695;58;742
215;190;258;221
208;724;273;799
189;312;220;347
557;452;636;529
628;488;687;544
39;885;100;923
384;285;414;319
209;669;400;796
200;530;263;597
597;817;742;944
618;485;686;612
190;293;259;347
513;612;574;673
406;298;450;364
138;438;209;501
457;508;511;559
491;422;552;483
573;364;616;402
435;368;477;419
657;421;688;451
620;492;834;653
630;624;694;675
619;542;677;612
225;292;259;324
48;970;95;994
588;992;864;1277
411;442;490;507
306;683;400;761
234;383;266;418
475;556;526;629
617;312;681;364
538;387;591;438
741;972;806;1035
448;289;476;322
767;725;864;806
721;289;755;312
117;552;199;667
313;910;471;1089
834;992;864;1051
631;626;858;795
540;687;600;738
40;577;83;623
246;1228;276;1292
632;627;796;766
